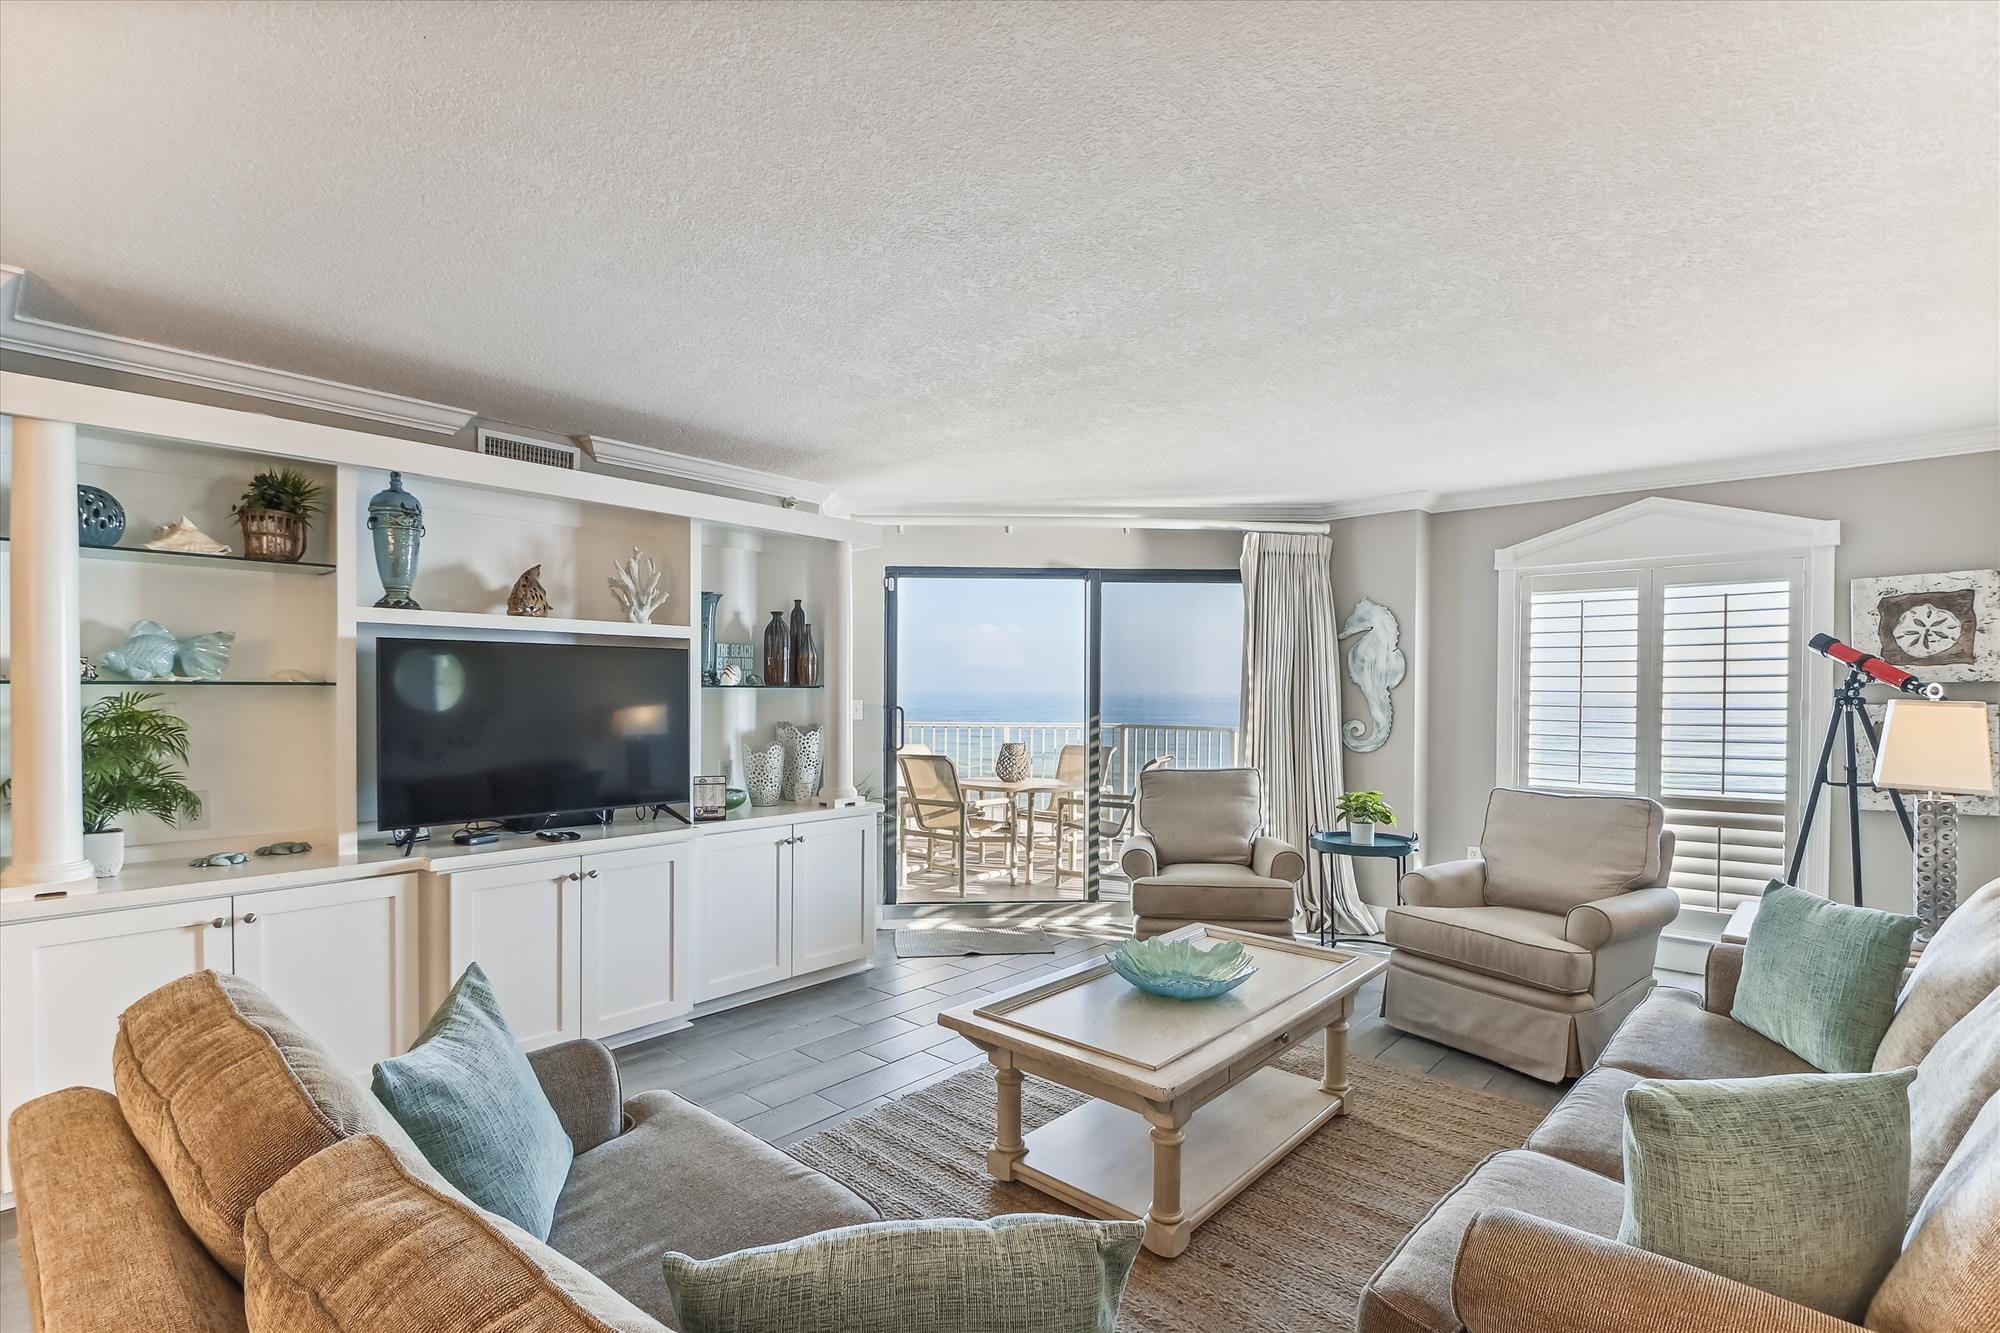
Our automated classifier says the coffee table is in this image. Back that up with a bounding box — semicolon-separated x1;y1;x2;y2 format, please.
939;924;1386;1257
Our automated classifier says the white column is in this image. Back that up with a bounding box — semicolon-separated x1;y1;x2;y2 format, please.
826;539;859;802
2;416;93;887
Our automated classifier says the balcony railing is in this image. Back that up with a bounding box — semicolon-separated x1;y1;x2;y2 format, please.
900;720;1238;793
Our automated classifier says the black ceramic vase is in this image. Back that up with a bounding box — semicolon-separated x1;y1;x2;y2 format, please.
764;610;792;686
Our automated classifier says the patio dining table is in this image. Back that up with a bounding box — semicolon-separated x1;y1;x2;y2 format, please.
959;775;1082;880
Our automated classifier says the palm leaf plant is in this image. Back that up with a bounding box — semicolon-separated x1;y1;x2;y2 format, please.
2;692;203;833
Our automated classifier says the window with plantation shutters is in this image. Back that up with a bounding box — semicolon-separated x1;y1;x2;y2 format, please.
1526;586;1639;793
1658;577;1794;909
1512;560;1804;913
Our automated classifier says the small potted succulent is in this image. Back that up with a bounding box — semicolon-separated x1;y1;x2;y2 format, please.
1335;790;1396;846
2;691;203;877
233;467;324;562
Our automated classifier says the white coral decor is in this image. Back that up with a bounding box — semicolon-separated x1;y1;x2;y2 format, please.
608;547;668;624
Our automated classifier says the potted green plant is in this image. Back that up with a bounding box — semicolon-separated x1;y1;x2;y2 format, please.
1335;790;1395;846
5;692;203;877
233;467;324;562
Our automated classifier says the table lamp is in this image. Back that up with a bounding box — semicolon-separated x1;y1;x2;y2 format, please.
1872;700;1996;941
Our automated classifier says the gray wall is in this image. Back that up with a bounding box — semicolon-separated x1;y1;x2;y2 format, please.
1417;452;2000;915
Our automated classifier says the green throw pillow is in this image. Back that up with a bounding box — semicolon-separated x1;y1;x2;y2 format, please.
372;963;573;1239
661;1215;1146;1333
1619;1069;1916;1321
1732;881;1917;1072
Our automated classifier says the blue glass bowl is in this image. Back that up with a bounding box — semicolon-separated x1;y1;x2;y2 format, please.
1108;936;1257;1000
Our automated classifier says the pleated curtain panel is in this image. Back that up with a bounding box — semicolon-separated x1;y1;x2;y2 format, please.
1240;532;1377;937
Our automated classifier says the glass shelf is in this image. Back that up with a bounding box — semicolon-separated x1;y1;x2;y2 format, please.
703;683;823;690
0;536;335;575
1;679;335;688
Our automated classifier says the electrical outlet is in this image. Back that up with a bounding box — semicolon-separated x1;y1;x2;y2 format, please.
851;698;865;721
1467;844;1481;861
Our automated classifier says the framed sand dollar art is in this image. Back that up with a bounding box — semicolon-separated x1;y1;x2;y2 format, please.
1850;569;1999;684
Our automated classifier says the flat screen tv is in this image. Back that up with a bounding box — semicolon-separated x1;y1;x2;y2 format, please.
375;637;689;831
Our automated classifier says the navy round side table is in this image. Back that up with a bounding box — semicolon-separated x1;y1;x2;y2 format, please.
1308;829;1419;948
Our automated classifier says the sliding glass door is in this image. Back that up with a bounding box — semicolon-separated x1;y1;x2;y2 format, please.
883;567;1240;907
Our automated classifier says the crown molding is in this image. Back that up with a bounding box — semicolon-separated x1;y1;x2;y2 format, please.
0;265;475;435
581;433;832;507
1406;427;1999;518
848;507;1329;534
854;428;1996;529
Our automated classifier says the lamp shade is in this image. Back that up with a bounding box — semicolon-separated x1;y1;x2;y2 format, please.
1873;700;1996;796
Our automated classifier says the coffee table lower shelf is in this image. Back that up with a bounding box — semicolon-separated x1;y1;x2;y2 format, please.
1003;1063;1346;1258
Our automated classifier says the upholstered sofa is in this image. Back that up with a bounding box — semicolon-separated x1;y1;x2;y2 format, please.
1383;788;1679;1081
1121;766;1305;939
8;970;877;1331
1357;876;2000;1333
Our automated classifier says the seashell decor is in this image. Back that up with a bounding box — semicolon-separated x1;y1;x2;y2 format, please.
143;517;233;555
508;564;551;617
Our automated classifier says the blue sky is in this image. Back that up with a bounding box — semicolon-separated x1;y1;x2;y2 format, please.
896;577;1241;704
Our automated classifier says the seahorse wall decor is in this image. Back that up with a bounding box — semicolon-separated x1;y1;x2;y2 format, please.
1338;598;1405;753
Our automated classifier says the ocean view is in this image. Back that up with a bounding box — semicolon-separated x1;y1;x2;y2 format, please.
901;690;1238;728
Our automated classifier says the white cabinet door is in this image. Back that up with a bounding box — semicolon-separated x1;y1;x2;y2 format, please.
792;815;877;975
231;875;421;1080
447;859;582;1050
0;895;235;1192
693;824;794;1002
581;843;692;1039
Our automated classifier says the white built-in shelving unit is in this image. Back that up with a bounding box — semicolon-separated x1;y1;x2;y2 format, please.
0;369;876;871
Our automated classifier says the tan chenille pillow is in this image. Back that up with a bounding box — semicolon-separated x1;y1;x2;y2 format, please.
112;970;431;1276
243;1134;664;1332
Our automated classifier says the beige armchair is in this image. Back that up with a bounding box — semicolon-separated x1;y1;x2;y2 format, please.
1121;767;1304;939
1382;788;1678;1081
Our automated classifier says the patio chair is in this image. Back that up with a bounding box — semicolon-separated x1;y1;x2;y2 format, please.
897;750;1019;895
1024;743;1096;878
1051;754;1173;887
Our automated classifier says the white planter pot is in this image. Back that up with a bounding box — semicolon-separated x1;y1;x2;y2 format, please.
1350;822;1377;846
82;828;126;878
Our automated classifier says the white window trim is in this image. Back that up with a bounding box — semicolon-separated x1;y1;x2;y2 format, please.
1495;497;1840;897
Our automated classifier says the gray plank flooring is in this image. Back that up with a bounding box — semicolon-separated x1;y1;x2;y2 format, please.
612;924;1703;1143
0;922;1700;1330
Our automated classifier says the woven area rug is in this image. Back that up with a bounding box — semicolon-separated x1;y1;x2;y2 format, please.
894;928;1057;958
791;1048;1545;1333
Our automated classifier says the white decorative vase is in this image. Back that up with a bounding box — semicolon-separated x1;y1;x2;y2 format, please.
745;744;785;807
995;742;1031;783
82;829;126;878
1351;822;1377;846
778;722;824;802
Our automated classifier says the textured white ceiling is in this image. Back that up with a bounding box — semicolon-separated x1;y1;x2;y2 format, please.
1;1;1994;512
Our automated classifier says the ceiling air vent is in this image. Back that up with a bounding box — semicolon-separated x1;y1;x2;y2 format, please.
476;427;582;470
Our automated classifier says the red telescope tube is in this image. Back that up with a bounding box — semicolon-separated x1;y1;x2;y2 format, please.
1807;633;1942;698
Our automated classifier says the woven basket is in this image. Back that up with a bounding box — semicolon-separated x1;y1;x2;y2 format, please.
239;508;307;562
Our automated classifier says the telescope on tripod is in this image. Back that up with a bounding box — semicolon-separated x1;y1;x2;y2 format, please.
1787;633;1942;903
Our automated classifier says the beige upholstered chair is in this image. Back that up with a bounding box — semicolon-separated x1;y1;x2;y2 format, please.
1121;767;1304;939
897;750;1017;894
1382;788;1678;1082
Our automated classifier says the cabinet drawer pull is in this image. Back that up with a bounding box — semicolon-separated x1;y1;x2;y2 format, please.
240;912;259;925
209;916;227;930
566;871;582;882
585;869;600;878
